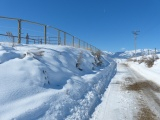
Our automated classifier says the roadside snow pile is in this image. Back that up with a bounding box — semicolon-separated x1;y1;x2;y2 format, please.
0;43;116;120
128;54;160;86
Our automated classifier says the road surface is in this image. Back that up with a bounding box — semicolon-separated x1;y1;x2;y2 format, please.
91;63;160;120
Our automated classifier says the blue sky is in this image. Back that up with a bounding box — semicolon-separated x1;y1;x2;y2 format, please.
0;0;160;52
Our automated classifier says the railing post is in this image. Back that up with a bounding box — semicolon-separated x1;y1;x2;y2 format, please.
94;47;96;53
64;32;66;45
58;30;61;45
78;39;80;48
90;45;92;51
26;33;29;44
18;19;21;44
72;36;74;47
87;43;88;50
44;25;47;44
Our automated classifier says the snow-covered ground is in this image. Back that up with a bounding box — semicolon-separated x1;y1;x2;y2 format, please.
91;63;139;120
105;49;160;59
1;42;160;120
0;43;116;120
91;53;160;120
128;54;160;86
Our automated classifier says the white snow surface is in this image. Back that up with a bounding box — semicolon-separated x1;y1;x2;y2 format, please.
128;54;160;86
91;64;139;120
91;54;160;120
0;43;116;120
105;49;160;59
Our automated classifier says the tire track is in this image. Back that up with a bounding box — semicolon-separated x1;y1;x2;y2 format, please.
123;63;160;120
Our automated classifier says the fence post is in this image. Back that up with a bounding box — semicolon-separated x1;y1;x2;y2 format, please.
64;32;66;45
26;33;29;44
18;19;21;44
78;39;80;48
90;45;92;52
94;47;96;53
58;30;61;45
72;36;74;47
44;25;47;44
40;39;42;44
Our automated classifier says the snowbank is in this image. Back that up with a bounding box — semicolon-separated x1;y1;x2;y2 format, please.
128;54;160;86
0;43;116;120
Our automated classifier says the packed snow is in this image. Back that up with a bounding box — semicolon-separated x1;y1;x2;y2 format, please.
128;54;160;86
91;52;160;120
0;43;116;120
91;64;139;120
1;42;160;120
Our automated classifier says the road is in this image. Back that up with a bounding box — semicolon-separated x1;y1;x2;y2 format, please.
91;63;160;120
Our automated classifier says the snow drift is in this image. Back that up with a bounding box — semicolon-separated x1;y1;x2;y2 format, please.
0;43;116;120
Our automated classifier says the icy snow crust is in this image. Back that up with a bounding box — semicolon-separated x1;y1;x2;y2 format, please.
0;44;116;120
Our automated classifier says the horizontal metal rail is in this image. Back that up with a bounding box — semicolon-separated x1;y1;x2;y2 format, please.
0;16;101;53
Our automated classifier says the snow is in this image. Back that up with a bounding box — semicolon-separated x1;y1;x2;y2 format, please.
106;49;160;59
1;42;159;119
0;43;116;120
128;54;160;86
91;52;160;120
91;64;139;120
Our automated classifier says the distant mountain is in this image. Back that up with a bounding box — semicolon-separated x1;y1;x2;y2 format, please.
104;49;160;59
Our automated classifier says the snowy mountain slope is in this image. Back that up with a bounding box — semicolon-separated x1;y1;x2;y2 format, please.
0;43;116;120
105;49;160;59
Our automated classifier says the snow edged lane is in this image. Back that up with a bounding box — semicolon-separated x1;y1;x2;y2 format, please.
128;59;160;86
91;63;138;120
91;63;160;120
0;44;116;120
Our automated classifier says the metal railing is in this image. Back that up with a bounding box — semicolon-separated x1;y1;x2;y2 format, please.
0;16;100;53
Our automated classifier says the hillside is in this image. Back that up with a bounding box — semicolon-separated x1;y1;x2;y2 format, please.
105;49;160;59
0;43;116;120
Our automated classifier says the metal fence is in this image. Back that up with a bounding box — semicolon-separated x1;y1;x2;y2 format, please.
0;16;100;53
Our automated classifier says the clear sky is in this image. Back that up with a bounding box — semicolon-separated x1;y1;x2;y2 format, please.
0;0;160;52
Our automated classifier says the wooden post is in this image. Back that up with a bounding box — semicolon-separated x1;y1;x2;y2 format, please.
58;30;61;45
64;32;66;45
26;33;29;44
90;45;92;52
40;39;42;44
72;36;74;47
18;19;21;43
78;39;80;48
44;25;47;44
